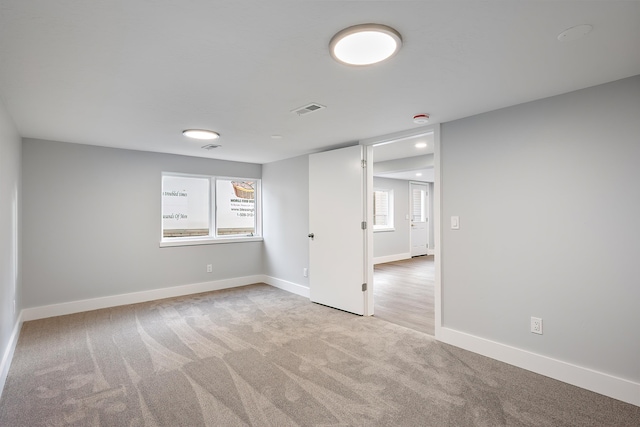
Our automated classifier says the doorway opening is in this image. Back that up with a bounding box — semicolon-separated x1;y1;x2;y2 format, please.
369;131;435;334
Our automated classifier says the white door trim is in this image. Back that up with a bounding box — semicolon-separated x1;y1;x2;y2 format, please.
364;145;374;316
432;124;442;337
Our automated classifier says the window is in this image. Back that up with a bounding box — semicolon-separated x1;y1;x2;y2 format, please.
162;175;210;238
412;187;426;222
161;173;261;245
373;189;394;231
215;179;256;236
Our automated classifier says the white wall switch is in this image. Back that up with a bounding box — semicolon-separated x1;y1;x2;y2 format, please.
451;216;460;229
303;267;308;277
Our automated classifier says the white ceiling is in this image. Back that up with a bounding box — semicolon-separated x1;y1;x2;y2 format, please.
373;133;433;182
372;132;433;163
375;168;434;183
1;1;638;164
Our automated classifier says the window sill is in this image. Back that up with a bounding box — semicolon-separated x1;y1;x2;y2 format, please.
160;236;263;247
373;228;395;233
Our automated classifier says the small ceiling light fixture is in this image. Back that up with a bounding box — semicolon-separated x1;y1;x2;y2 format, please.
416;173;423;177
330;23;402;66
557;24;593;42
413;113;430;124
415;142;428;148
182;129;220;140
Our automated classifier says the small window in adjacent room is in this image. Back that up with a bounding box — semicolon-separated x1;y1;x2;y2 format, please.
373;189;394;231
412;187;426;222
161;173;261;246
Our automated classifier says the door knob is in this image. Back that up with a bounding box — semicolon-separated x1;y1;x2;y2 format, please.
308;233;314;239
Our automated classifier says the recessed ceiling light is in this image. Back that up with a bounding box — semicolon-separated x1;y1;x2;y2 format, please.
271;134;283;139
330;24;402;66
416;173;423;177
182;129;220;140
415;142;427;148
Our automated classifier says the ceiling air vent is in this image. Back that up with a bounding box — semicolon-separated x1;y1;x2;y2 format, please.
201;144;221;150
291;103;326;116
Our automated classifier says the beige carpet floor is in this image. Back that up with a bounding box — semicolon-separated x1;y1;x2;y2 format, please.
1;284;638;426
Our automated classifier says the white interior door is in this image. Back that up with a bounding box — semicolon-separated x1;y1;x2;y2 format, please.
410;182;428;256
309;145;365;315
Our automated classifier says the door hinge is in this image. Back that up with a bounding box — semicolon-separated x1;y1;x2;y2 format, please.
362;283;367;292
361;221;367;230
361;159;367;168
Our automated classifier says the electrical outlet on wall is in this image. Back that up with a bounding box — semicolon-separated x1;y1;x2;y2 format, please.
206;264;213;273
531;317;543;335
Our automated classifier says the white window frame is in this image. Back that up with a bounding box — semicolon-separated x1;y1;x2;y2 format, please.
373;188;394;232
160;172;262;247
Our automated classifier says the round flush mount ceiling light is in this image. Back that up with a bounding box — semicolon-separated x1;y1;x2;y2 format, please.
330;24;402;66
182;129;220;140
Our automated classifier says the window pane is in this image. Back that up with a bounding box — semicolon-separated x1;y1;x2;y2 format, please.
373;189;393;230
412;188;426;222
373;190;389;226
162;175;210;238
216;179;256;236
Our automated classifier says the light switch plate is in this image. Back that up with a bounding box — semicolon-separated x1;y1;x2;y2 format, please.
451;216;460;229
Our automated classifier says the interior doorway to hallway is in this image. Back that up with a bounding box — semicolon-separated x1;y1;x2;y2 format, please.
364;125;440;336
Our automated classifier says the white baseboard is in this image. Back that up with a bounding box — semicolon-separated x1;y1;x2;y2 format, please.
21;275;265;322
263;276;310;298
3;274;308;401
426;248;435;256
8;280;638;407
438;327;640;406
0;312;23;401
373;253;411;265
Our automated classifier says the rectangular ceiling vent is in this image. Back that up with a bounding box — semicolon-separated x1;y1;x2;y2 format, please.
201;144;221;150
291;103;326;116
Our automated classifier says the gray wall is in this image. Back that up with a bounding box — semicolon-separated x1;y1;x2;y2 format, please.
373;177;410;258
441;75;640;381
262;154;309;287
0;100;21;371
22;139;263;308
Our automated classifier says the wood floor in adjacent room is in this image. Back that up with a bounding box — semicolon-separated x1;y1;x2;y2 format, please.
373;255;434;335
